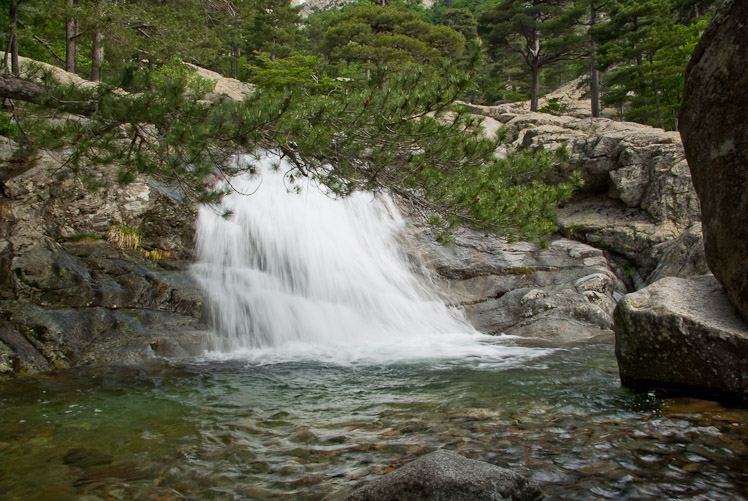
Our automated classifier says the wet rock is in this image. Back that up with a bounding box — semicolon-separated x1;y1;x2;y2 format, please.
614;275;748;400
13;240;203;316
346;449;543;501
408;225;625;343
679;0;748;323
0;301;208;369
0;318;52;372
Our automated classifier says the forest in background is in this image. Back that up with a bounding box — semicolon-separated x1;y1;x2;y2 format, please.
0;0;718;241
2;0;718;129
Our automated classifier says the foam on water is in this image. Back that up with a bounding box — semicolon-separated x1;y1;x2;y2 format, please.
192;153;551;366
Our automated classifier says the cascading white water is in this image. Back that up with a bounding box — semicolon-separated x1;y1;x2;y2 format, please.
192;153;549;365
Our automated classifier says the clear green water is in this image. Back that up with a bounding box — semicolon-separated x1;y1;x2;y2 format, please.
1;343;747;500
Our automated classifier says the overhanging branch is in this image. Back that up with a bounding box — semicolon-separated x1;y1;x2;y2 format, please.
0;74;97;115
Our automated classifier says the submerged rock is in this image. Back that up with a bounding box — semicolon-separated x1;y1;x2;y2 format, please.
614;275;748;401
346;449;543;501
63;447;114;468
679;0;748;323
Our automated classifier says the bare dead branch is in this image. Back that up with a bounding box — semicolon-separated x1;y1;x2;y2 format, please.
32;35;65;66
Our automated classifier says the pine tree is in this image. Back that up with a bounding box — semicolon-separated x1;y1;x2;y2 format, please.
65;0;78;73
0;1;582;241
478;0;586;112
0;57;580;241
320;4;465;85
436;8;479;42
593;0;710;129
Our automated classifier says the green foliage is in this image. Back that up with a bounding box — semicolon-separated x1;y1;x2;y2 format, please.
539;97;571;116
269;65;582;239
436;8;478;42
249;53;336;92
150;58;217;96
594;0;711;129
478;0;586;110
3;0;589;242
0;111;20;138
431;0;498;17
321;4;465;84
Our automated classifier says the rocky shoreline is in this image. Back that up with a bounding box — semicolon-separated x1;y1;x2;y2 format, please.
0;109;678;374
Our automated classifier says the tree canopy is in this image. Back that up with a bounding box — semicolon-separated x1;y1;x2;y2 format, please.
0;0;717;243
0;0;580;242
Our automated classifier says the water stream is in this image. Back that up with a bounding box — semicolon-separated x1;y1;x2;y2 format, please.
190;153;542;367
1;154;747;499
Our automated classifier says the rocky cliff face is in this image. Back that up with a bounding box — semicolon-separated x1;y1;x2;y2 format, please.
466;104;705;288
401;104;709;347
406;224;625;344
0;59;260;375
0;140;208;374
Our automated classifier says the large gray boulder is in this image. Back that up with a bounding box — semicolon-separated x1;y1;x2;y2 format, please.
679;0;748;323
614;275;748;400
346;449;543;501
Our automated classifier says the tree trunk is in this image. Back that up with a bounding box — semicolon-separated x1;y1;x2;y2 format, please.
589;2;600;118
232;46;240;79
530;57;540;112
8;0;20;76
632;17;647;97
0;73;41;102
529;28;541;112
650;62;664;129
91;30;104;82
65;0;78;73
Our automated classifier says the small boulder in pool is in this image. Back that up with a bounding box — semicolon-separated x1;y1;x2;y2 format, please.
346;449;543;501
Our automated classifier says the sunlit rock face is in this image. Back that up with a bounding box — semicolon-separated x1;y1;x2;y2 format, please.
679;0;748;323
465;103;703;289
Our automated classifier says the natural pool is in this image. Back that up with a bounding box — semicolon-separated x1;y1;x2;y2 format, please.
2;341;747;500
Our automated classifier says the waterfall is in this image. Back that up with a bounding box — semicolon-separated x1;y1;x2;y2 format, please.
192;153;543;365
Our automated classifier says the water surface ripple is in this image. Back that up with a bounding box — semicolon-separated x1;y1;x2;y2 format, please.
1;344;747;500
